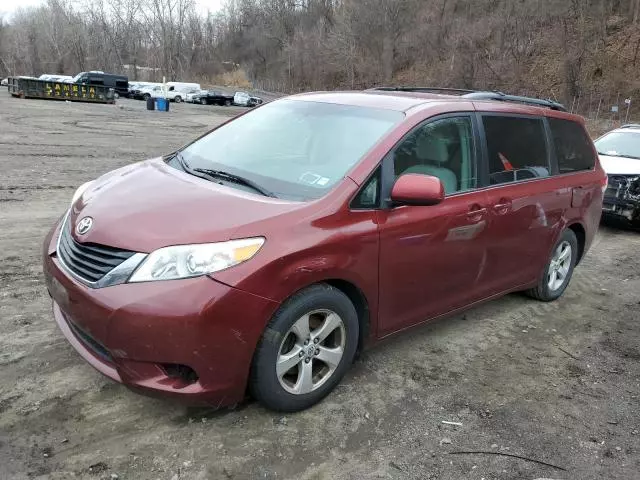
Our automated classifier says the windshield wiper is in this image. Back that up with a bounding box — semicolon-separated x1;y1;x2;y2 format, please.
193;168;276;197
172;151;191;171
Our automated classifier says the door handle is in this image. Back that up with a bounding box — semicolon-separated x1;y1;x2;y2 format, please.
493;198;512;214
467;205;487;221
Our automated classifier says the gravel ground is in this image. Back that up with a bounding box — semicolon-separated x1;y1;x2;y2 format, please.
0;94;639;480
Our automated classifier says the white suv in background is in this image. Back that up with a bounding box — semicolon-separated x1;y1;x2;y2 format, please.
595;124;640;226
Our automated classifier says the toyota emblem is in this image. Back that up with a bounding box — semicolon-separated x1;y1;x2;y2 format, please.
76;217;93;235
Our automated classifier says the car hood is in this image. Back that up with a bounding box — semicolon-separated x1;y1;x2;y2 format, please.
69;159;305;252
599;154;640;175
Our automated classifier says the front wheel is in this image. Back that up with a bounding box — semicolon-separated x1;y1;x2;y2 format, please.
224;99;232;106
526;229;578;302
200;97;206;105
249;284;359;412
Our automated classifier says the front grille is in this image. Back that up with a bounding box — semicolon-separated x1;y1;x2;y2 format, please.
58;216;135;283
606;175;640;198
605;175;630;199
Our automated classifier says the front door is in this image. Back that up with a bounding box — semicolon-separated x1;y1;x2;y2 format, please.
377;115;492;336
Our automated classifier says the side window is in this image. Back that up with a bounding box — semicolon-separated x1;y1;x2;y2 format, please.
393;117;476;195
89;76;104;86
548;118;596;173
482;116;550;185
352;167;381;209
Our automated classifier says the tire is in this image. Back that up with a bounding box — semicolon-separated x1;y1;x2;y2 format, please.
143;93;150;100
526;229;578;302
200;98;206;105
114;92;120;99
225;99;232;106
249;283;359;412
174;95;182;103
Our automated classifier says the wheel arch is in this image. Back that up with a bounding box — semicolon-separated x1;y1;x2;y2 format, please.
272;278;373;354
566;222;586;265
323;278;371;353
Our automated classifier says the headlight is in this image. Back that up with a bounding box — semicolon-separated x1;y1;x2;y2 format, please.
71;181;94;206
128;238;265;283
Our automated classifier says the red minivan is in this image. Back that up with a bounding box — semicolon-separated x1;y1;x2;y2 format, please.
42;88;606;411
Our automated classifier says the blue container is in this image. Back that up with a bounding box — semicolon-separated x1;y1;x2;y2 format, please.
156;97;170;112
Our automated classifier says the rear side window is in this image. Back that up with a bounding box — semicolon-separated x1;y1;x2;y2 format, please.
548;118;596;173
482;116;550;185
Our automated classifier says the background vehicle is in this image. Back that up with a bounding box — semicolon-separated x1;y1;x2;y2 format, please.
595;124;640;226
186;89;206;103
38;74;74;83
71;71;129;98
1;78;7;86
43;88;604;412
166;82;201;102
192;89;234;106
130;82;160;99
140;83;200;102
234;91;263;107
38;74;73;82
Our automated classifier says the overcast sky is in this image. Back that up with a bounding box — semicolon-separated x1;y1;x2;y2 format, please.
1;0;225;18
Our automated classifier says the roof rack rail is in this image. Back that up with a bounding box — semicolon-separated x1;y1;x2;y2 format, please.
369;86;476;95
620;124;640;129
368;86;568;111
461;91;567;111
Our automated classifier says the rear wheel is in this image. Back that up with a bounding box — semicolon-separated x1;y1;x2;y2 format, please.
143;93;150;100
526;229;578;302
225;99;232;106
250;284;359;412
174;95;182;103
200;97;206;105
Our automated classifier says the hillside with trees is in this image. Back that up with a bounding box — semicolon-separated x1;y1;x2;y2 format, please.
1;0;639;116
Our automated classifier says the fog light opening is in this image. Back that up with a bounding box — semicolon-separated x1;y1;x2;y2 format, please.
161;363;199;386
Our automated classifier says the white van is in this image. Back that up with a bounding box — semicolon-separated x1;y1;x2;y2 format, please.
139;83;200;103
166;82;201;102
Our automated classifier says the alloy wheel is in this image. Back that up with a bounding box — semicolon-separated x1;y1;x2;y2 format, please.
548;240;572;291
276;309;346;395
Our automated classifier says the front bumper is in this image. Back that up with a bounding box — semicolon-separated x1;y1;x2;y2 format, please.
602;196;640;222
43;222;279;406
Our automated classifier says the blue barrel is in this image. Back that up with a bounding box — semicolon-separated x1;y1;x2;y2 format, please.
156;97;170;112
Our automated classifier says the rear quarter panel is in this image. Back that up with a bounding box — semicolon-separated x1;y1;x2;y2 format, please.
542;171;603;265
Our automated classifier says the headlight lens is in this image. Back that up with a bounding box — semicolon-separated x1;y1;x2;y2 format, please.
128;238;265;283
71;181;94;206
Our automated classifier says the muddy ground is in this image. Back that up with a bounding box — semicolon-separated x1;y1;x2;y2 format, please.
1;93;639;480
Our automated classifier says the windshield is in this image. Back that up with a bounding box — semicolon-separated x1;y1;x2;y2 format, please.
595;131;640;160
71;72;86;83
179;99;403;200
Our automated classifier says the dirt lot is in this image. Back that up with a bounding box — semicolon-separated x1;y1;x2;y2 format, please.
1;93;639;480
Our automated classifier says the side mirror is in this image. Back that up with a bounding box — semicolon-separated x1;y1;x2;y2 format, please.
390;173;445;206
